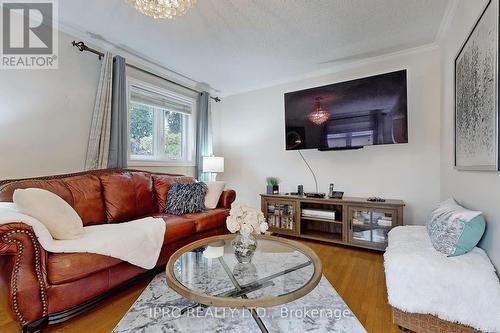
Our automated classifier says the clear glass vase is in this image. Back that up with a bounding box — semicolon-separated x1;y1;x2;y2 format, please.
231;233;257;264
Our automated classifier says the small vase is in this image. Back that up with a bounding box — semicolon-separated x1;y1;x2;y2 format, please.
232;234;257;264
266;185;273;195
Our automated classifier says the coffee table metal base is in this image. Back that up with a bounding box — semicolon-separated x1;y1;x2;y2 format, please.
180;257;313;333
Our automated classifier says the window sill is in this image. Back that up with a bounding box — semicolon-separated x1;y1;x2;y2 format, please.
128;160;196;168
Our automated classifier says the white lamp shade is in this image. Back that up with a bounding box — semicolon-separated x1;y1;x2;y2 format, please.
203;156;224;173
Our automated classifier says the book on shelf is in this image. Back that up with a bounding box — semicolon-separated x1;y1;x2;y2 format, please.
267;203;294;230
353;229;387;243
352;218;365;225
376;216;393;227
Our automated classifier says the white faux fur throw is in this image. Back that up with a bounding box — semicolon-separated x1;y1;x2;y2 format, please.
384;226;500;333
0;203;165;269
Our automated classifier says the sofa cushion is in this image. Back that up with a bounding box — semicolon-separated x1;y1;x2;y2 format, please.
152;175;195;213
0;179;73;205
184;208;229;233
100;172;157;223
63;175;106;226
13;188;84;240
47;252;122;284
153;213;196;243
47;269;110;313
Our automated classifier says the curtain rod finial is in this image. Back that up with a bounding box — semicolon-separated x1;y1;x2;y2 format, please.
72;41;85;52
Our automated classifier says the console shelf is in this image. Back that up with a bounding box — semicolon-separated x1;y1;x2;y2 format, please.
300;230;343;243
261;194;405;251
301;216;343;224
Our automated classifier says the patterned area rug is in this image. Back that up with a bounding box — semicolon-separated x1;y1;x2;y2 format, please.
113;273;366;333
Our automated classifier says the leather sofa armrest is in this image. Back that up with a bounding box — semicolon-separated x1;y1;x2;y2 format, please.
217;190;236;209
0;222;49;327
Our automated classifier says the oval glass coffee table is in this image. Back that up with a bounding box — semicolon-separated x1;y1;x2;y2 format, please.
166;234;322;332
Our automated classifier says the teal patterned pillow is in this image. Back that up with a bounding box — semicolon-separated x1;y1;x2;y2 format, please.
426;199;486;256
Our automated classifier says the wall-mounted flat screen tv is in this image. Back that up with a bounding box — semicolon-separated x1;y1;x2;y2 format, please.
284;70;408;151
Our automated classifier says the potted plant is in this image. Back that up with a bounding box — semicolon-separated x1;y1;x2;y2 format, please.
266;177;280;195
226;204;269;263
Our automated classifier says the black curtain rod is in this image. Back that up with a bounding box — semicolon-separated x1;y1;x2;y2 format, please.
71;41;221;102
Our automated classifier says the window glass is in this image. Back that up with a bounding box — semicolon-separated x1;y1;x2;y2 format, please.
130;102;154;156
164;110;184;160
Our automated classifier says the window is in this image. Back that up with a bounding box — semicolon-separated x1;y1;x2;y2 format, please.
327;130;374;148
128;81;196;166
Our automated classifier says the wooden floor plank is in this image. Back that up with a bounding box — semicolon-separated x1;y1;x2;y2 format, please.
0;240;400;333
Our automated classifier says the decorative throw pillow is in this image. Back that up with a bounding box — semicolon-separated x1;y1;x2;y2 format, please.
426;198;486;256
165;182;208;215
152;175;195;213
13;188;84;240
203;181;225;209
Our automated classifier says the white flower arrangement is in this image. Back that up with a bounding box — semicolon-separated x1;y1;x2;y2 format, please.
226;204;269;237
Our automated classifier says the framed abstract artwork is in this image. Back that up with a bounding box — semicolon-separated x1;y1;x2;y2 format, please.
455;0;499;171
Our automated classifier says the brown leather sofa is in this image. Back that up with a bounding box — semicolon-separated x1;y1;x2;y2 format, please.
0;169;236;333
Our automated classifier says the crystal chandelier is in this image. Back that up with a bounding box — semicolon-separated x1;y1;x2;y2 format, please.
128;0;197;19
308;97;330;125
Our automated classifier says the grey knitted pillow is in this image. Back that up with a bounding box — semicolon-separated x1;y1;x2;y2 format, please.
165;182;208;215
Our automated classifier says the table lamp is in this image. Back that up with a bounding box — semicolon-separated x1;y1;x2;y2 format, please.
202;156;224;181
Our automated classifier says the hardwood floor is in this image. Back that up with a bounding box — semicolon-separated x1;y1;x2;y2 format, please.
302;240;401;333
0;240;401;333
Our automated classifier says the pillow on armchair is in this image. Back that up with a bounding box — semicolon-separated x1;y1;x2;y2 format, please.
166;183;208;215
426;198;486;256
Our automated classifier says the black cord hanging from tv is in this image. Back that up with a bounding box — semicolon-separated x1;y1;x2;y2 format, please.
298;150;318;193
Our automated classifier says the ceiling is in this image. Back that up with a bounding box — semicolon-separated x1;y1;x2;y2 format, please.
59;0;450;96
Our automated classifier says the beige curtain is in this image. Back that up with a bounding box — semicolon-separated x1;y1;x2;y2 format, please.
84;52;113;170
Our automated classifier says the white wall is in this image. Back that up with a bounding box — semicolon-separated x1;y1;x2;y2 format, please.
440;0;499;270
213;47;442;225
0;31;100;179
0;30;196;179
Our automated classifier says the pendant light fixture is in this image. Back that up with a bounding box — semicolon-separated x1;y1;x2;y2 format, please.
128;0;196;19
308;97;330;125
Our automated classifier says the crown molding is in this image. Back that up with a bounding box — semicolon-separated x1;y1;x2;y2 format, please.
435;0;459;43
57;20;219;95
57;6;448;99
220;42;440;98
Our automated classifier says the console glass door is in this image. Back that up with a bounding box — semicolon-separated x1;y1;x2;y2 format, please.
349;207;395;249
